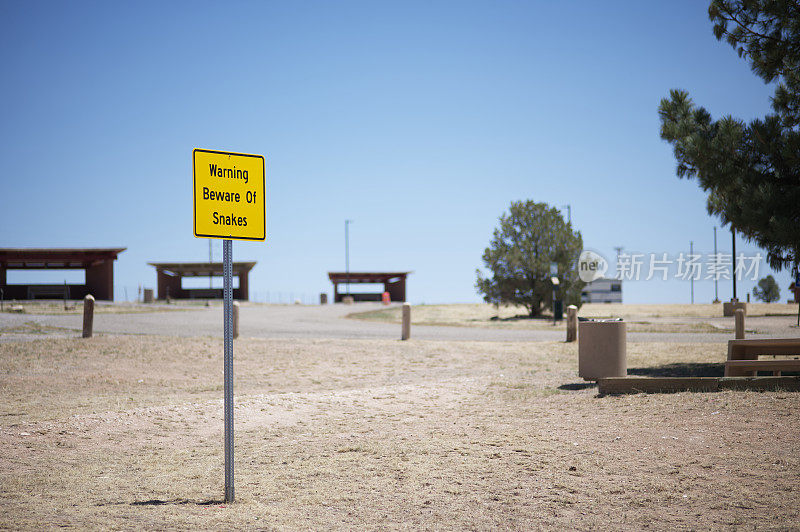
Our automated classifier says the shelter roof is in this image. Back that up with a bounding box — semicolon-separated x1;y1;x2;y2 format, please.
0;248;126;268
327;272;410;283
149;262;257;277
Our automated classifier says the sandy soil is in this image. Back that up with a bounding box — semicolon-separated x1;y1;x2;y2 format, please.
1;334;798;530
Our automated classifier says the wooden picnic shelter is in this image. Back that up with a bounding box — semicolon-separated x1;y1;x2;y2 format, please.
327;272;410;303
0;248;125;301
148;261;256;301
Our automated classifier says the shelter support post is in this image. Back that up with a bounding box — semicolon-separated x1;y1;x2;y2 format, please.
86;260;114;301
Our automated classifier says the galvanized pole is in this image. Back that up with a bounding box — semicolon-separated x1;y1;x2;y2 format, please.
713;227;719;302
690;241;694;304
345;219;353;297
732;229;737;301
223;239;234;503
795;268;799;327
614;246;623;278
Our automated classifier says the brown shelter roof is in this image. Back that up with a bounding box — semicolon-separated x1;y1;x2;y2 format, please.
0;248;126;268
328;272;410;283
149;262;257;277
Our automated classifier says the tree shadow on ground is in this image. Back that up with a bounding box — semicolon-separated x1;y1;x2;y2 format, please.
628;362;725;378
129;498;225;506
489;314;552;322
558;382;597;391
558;363;726;390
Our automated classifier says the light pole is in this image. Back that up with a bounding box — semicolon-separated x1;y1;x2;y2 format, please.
690;240;694;304
561;204;571;225
732;228;737;301
794;266;800;326
345;219;353;297
614;246;624;278
713;227;719;303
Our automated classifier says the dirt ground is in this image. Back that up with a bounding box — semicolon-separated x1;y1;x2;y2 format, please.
1;333;799;530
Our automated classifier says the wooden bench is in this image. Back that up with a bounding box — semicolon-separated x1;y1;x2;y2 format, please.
27;285;69;299
725;338;800;377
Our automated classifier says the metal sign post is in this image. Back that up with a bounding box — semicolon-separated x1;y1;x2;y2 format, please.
193;147;266;504
223;239;234;502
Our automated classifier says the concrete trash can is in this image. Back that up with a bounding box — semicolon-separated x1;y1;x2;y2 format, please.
578;319;626;380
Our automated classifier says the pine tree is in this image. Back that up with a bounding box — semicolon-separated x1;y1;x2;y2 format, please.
475;200;584;317
658;0;800;272
753;275;781;303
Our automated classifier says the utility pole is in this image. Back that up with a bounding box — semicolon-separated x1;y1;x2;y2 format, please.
561;204;571;225
794;266;800;327
345;219;353;297
690;241;694;304
713;227;719;303
614;246;624;278
732;228;737;301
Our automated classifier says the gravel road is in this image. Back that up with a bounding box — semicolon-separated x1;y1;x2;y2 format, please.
4;302;795;343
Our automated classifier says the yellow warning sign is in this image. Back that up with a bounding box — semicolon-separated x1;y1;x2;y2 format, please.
193;148;266;241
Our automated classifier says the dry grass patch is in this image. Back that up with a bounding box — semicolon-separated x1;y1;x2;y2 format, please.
0;321;66;337
578;302;797;319
348;303;774;333
2;300;191;315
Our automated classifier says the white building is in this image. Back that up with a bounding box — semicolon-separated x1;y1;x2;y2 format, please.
581;277;622;303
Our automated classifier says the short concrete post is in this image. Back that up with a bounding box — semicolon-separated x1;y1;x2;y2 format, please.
566;305;578;342
401;303;411;340
735;308;745;339
232;301;240;339
82;294;95;338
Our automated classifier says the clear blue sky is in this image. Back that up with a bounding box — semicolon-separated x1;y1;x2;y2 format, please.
0;1;793;304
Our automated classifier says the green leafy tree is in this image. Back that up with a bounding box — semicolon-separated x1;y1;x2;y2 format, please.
753;274;781;303
658;0;800;272
475;200;584;317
